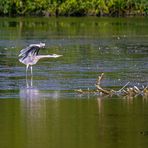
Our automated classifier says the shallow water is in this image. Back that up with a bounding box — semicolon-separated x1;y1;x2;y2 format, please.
0;17;148;148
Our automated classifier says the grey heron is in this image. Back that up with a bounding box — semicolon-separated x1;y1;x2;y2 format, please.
19;43;62;76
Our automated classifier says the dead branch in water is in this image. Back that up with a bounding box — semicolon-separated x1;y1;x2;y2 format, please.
95;73;111;95
75;73;148;98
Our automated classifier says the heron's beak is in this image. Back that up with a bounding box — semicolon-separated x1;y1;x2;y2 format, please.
56;54;63;58
52;54;63;58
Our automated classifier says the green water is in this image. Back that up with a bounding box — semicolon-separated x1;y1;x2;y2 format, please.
0;17;148;148
0;98;148;148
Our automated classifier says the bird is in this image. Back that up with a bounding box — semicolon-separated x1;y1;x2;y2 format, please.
19;43;62;76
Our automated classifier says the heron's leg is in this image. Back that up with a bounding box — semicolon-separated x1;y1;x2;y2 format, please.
26;64;29;78
30;66;33;76
30;66;33;87
26;64;29;75
26;65;29;88
26;78;29;88
31;74;33;87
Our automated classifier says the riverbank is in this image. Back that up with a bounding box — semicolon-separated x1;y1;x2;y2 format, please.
0;0;147;17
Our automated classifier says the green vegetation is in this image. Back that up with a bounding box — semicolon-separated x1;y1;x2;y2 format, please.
0;0;148;16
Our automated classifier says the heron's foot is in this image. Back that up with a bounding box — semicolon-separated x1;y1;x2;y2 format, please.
26;86;34;89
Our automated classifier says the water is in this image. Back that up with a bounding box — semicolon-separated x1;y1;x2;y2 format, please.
0;17;148;148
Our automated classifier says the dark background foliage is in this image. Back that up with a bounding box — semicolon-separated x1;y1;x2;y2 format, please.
0;0;147;16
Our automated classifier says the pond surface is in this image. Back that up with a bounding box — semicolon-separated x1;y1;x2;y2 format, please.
0;17;148;148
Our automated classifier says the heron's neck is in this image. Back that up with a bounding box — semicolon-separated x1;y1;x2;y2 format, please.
37;55;54;59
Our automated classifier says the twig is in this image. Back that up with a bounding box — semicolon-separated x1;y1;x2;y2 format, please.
117;82;130;92
95;84;110;95
96;73;104;86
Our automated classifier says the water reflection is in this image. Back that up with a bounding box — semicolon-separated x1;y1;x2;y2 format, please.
19;85;61;147
19;87;39;99
19;87;47;147
19;86;61;100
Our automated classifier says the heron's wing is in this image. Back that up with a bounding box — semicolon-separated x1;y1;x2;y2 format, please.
19;45;40;58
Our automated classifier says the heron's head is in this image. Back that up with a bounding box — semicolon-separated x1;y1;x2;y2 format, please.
39;42;45;48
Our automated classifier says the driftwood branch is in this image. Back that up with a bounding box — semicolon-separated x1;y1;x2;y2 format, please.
95;73;111;95
75;73;148;98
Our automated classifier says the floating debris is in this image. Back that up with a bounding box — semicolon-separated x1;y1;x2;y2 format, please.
75;73;148;98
